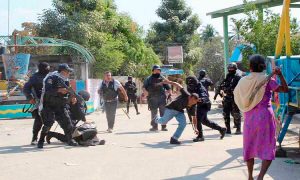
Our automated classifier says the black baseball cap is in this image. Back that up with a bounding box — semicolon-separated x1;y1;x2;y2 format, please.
58;63;73;72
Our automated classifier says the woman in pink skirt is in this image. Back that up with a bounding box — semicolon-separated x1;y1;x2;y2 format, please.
234;55;288;180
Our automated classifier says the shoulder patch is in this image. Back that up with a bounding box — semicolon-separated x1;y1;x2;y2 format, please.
47;78;53;84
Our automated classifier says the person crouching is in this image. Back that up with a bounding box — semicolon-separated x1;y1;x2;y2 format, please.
155;79;199;144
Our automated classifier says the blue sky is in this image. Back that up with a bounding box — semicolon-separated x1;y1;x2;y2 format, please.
0;0;299;36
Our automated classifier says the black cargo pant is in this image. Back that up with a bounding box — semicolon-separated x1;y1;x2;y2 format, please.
196;104;223;138
223;97;241;131
104;100;118;129
148;95;167;129
31;110;43;140
127;95;139;113
38;105;74;144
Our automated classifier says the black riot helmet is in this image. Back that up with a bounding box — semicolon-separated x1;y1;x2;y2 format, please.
199;69;206;79
78;90;90;101
227;63;237;75
38;62;50;75
186;75;199;93
227;63;237;70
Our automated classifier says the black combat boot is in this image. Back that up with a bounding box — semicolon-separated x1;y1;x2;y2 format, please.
65;133;78;146
31;134;38;145
37;126;50;148
225;120;231;134
235;124;242;135
193;130;204;142
220;128;227;139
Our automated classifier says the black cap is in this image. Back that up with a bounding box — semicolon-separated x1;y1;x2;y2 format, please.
58;63;73;72
128;76;133;80
152;65;161;71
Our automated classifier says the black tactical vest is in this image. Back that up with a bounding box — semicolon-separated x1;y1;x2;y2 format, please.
101;80;118;101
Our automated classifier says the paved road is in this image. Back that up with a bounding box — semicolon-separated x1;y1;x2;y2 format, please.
0;103;299;180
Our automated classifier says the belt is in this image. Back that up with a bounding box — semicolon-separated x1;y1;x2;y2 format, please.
105;99;117;102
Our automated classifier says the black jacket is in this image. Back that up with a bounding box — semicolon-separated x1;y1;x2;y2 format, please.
23;72;47;100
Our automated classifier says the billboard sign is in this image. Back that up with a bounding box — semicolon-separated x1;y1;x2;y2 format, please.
167;46;183;64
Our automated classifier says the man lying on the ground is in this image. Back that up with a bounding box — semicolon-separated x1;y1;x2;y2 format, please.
155;79;199;145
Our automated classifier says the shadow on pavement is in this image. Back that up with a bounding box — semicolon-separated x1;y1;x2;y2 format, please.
141;140;193;149
165;148;244;179
115;131;155;135
0;143;66;154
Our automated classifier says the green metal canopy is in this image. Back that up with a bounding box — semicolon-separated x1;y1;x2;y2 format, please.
207;0;300;18
206;0;300;75
0;36;95;63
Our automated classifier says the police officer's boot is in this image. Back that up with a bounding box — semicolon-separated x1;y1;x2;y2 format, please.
234;121;242;135
37;126;50;148
225;120;231;134
193;131;204;142
134;104;140;115
31;134;38;145
66;133;78;146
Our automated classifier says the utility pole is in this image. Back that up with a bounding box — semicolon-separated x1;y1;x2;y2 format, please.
8;0;10;36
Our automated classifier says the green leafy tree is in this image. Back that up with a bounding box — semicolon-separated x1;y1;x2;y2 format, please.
37;0;159;78
195;36;224;85
200;24;218;42
230;2;300;70
146;0;201;73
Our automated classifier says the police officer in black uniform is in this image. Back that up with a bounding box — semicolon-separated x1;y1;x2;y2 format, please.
198;69;213;91
37;64;78;148
214;63;242;134
125;76;140;115
23;62;50;145
144;65;171;131
46;90;90;144
186;76;226;142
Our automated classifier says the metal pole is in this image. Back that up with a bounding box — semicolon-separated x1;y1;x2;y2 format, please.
223;15;229;76
8;0;10;36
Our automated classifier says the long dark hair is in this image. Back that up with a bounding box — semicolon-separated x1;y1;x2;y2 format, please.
249;54;266;72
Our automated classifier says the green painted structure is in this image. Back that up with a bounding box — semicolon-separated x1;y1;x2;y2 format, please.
0;101;94;119
207;0;300;75
0;35;96;119
0;35;95;63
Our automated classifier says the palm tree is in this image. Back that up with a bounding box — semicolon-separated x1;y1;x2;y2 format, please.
229;18;243;43
200;24;218;42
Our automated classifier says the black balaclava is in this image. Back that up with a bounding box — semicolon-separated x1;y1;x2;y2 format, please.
152;71;161;78
228;69;236;75
128;76;133;83
199;70;206;80
38;62;50;75
186;76;199;93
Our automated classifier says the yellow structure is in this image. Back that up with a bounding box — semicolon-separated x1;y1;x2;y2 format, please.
275;0;292;57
